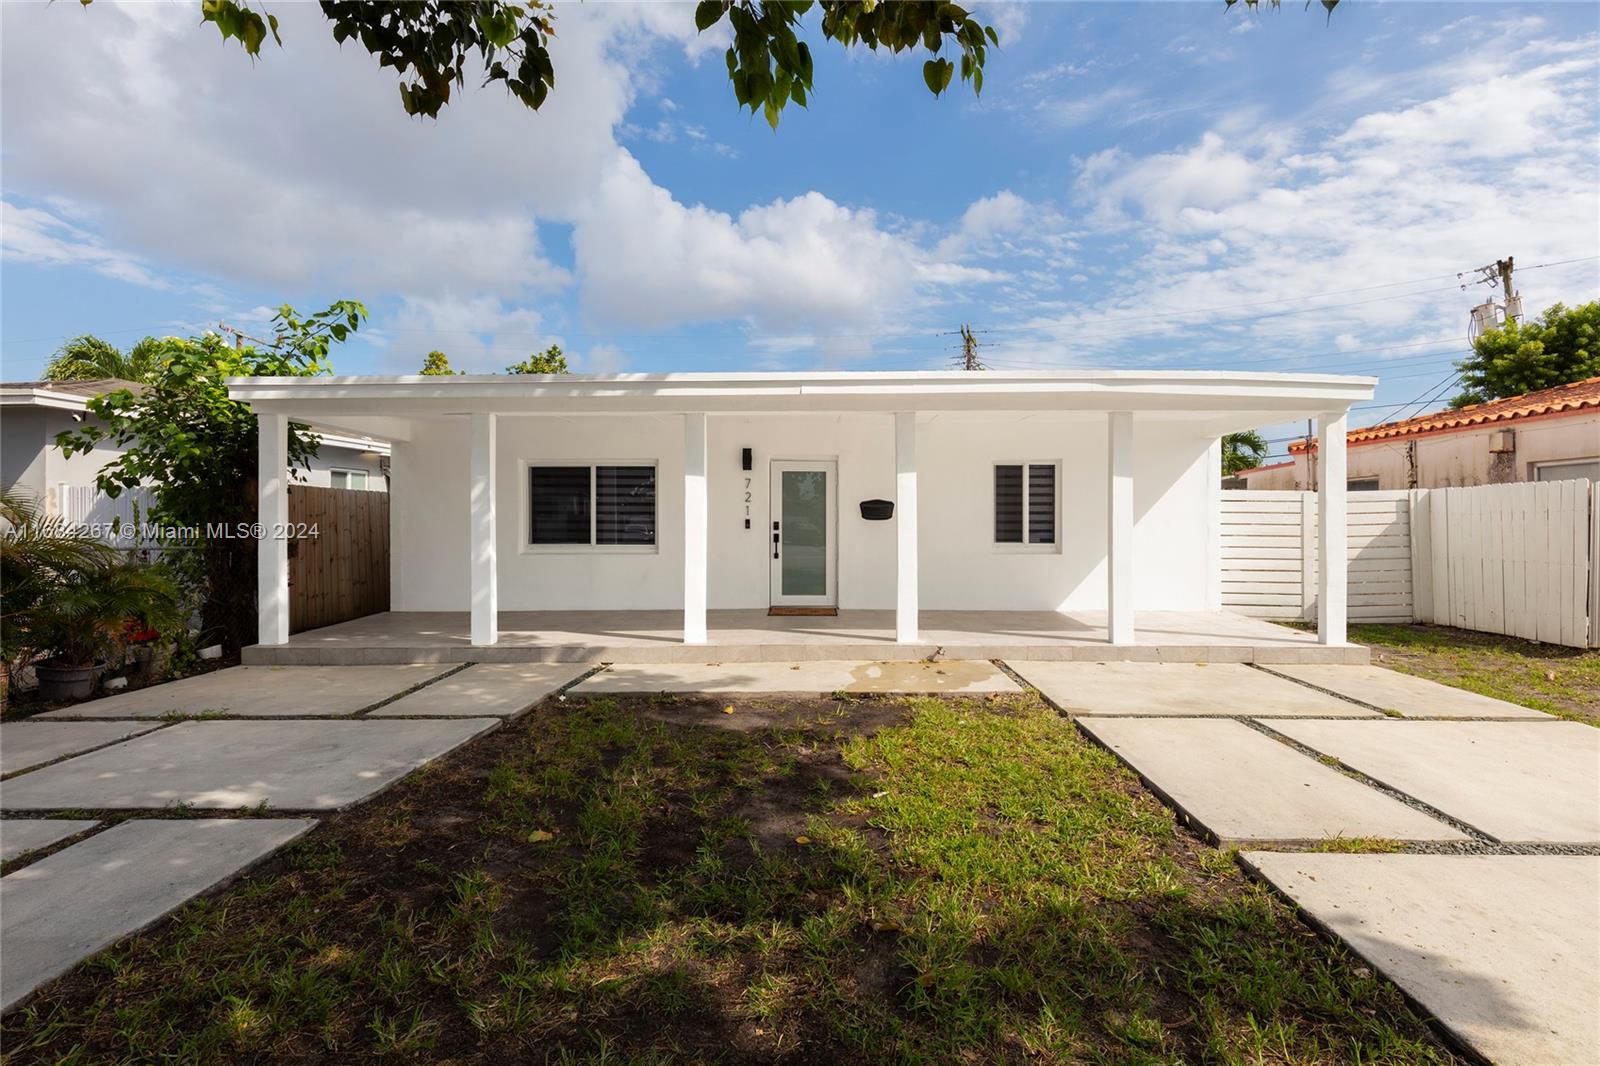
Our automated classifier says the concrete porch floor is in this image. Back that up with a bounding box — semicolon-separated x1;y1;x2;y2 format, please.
243;610;1366;665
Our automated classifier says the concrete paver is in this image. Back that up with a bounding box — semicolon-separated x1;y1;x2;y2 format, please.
1262;664;1551;719
574;660;1020;696
369;662;588;718
0;818;314;1011
1267;719;1600;843
0;718;501;812
1008;661;1375;717
1076;717;1464;844
0;820;98;862
1242;853;1600;1066
37;665;455;719
1;722;162;776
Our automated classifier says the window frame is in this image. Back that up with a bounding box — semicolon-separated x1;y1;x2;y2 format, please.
520;459;660;555
992;460;1062;554
1346;476;1380;491
329;468;369;491
1532;458;1600;483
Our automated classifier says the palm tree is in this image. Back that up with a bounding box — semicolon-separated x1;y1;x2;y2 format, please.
1221;431;1269;475
42;335;166;382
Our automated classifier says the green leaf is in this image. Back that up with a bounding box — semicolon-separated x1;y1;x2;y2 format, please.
923;58;942;95
694;0;723;33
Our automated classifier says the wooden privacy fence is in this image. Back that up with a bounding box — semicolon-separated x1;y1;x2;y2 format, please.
1412;480;1596;648
288;485;389;634
1221;483;1599;647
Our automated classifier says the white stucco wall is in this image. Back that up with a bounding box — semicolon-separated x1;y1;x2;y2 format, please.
389;412;1216;613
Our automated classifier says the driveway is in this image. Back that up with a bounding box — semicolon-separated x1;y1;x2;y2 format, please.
0;661;589;1012
1008;658;1600;1065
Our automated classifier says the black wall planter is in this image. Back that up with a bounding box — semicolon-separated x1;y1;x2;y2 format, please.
859;499;894;521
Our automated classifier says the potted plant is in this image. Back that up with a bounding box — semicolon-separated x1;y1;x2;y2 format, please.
2;491;180;703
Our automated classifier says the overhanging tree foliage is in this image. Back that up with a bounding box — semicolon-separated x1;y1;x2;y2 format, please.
505;344;568;374
418;350;461;375
84;0;999;126
55;301;366;654
1452;300;1600;407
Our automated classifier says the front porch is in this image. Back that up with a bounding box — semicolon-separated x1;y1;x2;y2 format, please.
240;609;1366;665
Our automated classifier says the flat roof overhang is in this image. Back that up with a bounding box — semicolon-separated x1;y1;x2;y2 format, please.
226;370;1375;440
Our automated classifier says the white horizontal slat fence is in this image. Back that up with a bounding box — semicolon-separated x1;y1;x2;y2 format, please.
1220;490;1414;623
1222;483;1597;647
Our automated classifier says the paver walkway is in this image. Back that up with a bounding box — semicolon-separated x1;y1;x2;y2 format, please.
37;664;454;718
1007;661;1374;717
1243;852;1600;1066
1261;663;1550;718
1076;718;1465;844
0;656;583;1013
1006;658;1598;1064
0;820;97;862
1;819;316;1011
576;659;1019;695
0;721;162;776
1268;719;1600;843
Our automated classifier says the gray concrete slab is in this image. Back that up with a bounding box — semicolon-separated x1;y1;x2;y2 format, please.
0;820;98;862
1;722;162;776
573;660;1020;696
1267;720;1600;843
1262;664;1552;719
1008;661;1377;717
0;718;501;812
368;662;588;717
37;665;455;719
1242;853;1600;1066
0;818;314;1011
1076;718;1465;844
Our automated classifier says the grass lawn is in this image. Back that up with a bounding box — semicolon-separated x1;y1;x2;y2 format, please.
1349;623;1600;726
1;692;1458;1063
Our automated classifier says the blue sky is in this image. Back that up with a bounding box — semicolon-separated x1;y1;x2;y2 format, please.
3;2;1597;454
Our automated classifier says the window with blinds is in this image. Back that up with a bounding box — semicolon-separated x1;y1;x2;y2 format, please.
529;464;657;547
993;463;1057;548
595;466;656;545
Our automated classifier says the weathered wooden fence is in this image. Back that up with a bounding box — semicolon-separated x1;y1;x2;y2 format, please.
1221;482;1597;647
1220;490;1414;623
1412;479;1595;647
288;485;389;634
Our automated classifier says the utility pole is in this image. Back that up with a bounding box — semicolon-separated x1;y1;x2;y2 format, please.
956;324;984;370
1497;256;1515;303
1463;256;1521;338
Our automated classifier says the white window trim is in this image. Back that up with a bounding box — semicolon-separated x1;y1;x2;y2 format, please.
330;467;369;490
519;459;660;555
1532;457;1600;482
992;460;1062;555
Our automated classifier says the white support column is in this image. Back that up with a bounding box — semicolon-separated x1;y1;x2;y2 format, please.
1107;411;1135;645
683;413;708;645
256;412;289;646
469;413;498;647
1317;410;1348;645
895;412;919;643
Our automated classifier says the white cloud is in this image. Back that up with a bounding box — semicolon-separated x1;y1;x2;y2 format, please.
0;1;996;345
2;199;173;290
990;34;1600;368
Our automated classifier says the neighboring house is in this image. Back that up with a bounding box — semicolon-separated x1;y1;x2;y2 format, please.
1234;376;1600;490
227;370;1374;650
1;380;389;526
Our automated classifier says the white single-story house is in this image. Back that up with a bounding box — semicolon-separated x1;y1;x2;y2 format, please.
1;379;390;528
227;371;1374;661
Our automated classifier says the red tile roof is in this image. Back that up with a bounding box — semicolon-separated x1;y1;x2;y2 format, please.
1288;376;1600;451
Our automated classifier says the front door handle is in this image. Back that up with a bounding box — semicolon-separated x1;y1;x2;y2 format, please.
772;530;780;559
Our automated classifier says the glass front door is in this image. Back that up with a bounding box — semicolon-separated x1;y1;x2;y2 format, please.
770;460;837;607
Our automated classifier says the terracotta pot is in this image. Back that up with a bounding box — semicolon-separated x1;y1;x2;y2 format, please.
35;662;99;702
